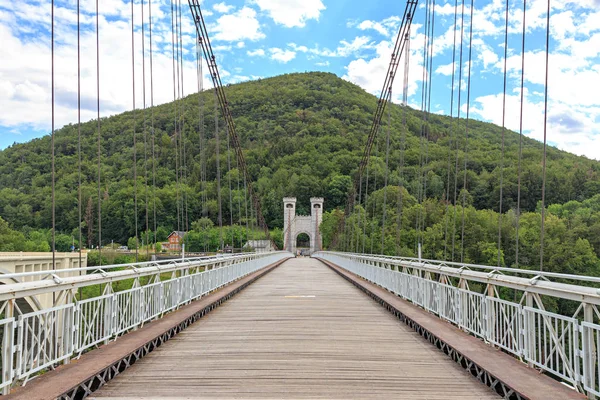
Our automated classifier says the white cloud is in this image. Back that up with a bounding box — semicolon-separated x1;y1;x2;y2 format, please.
336;36;375;57
247;48;265;57
357;20;388;36
316;61;330;67
0;0;210;133
212;7;264;42
252;0;325;28
269;48;296;63
213;2;235;14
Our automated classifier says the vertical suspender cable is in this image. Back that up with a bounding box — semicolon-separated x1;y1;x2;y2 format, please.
355;174;363;253
415;0;431;251
451;0;466;262
77;0;82;267
149;0;157;250
215;91;223;250
516;0;527;269
540;0;550;271
96;0;102;265
177;0;189;233
51;0;56;269
227;125;234;229
362;165;370;254
396;33;410;256
424;0;436;256
460;0;474;263
381;88;392;253
444;0;459;260
497;0;509;267
170;0;180;233
131;0;139;262
142;0;150;257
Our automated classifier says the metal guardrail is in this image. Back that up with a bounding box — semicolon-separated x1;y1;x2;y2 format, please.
0;251;290;394
314;251;600;398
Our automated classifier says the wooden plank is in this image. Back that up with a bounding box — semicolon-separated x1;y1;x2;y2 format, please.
91;258;499;399
322;259;586;400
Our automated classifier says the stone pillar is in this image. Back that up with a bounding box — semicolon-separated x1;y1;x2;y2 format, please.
310;197;324;254
283;197;297;253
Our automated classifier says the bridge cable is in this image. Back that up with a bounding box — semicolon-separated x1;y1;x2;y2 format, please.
131;0;139;262
540;0;551;271
51;0;56;269
77;0;82;267
141;0;150;257
214;90;224;250
227;124;234;238
178;0;189;233
451;0;467;262
331;1;417;251
196;28;208;252
421;0;436;257
396;32;410;256
355;173;363;254
443;0;459;261
244;174;250;248
370;141;379;255
236;150;243;251
362;165;370;254
170;0;181;233
460;0;475;263
497;0;510;267
188;3;275;248
415;0;432;256
515;0;527;269
381;87;392;253
149;0;158;251
96;0;103;264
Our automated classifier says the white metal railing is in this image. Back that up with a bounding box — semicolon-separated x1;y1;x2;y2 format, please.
0;251;290;393
314;251;600;397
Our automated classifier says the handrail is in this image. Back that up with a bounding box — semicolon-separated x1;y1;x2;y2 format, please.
0;253;249;281
314;251;600;397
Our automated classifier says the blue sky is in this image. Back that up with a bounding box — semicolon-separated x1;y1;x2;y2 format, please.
0;0;599;159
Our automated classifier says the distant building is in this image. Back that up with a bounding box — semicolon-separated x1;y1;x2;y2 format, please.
243;240;275;253
166;231;187;251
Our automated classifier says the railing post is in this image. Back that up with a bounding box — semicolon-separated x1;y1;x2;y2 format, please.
524;291;534;367
583;303;596;399
2;299;15;395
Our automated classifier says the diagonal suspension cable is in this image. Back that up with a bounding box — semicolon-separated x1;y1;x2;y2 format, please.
332;1;418;250
188;1;275;247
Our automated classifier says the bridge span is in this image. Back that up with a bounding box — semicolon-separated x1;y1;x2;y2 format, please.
4;255;584;400
88;257;497;399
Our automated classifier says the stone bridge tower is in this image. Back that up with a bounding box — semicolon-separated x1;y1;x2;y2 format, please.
283;197;324;254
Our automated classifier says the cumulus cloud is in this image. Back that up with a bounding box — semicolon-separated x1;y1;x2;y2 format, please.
252;0;325;28
211;7;265;42
269;48;296;63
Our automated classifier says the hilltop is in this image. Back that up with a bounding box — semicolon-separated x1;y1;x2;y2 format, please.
0;72;598;246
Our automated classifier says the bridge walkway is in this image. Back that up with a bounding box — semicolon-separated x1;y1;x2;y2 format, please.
90;257;499;399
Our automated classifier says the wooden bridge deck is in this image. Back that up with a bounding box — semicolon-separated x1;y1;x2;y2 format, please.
90;257;498;399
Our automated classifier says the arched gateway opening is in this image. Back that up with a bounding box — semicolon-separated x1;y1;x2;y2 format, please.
296;233;310;256
283;197;323;255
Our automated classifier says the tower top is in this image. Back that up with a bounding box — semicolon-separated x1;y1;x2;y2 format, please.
283;197;297;203
310;197;324;203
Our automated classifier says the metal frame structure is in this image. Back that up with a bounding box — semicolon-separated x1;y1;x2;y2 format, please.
0;252;289;394
315;251;600;398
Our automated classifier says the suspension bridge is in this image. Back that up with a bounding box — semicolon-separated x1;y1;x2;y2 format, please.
1;0;599;399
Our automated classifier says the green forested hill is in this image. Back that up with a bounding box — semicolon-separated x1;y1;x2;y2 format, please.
1;72;599;273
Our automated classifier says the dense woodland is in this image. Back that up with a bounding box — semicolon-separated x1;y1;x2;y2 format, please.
0;72;599;279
